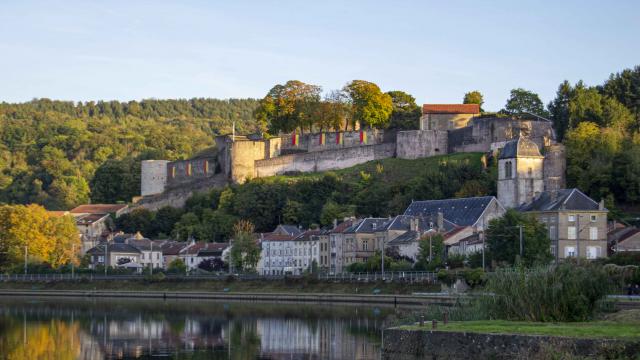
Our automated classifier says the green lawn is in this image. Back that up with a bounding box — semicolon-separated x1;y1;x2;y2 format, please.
400;318;640;339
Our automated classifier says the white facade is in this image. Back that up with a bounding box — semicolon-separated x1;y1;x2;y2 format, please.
329;232;345;274
260;236;320;275
139;247;163;269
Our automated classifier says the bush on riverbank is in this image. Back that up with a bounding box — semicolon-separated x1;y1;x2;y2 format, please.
480;263;610;322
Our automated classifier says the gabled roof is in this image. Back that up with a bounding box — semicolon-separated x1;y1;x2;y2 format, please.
70;204;128;214
404;196;497;227
387;230;422;246
161;241;188;255
423;104;480;115
181;242;229;256
346;218;388;234
499;137;543;159
330;220;354;234
127;239;166;251
273;224;303;237
294;229;323;241
518;188;604;212
75;213;110;226
86;243;141;255
384;214;456;232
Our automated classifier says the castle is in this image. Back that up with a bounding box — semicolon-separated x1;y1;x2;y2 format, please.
138;104;565;210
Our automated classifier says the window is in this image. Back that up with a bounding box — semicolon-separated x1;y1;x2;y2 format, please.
504;161;513;179
565;246;576;258
590;215;597;222
586;246;601;259
550;245;556;256
549;225;557;240
98;256;104;263
363;241;369;251
589;227;598;240
568;214;576;222
568;226;577;240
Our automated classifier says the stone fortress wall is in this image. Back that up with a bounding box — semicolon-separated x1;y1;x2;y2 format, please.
138;109;566;208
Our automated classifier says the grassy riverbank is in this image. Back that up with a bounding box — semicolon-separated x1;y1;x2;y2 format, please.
0;279;439;295
399;310;640;339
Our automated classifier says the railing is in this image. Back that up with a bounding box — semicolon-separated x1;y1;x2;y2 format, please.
0;271;440;283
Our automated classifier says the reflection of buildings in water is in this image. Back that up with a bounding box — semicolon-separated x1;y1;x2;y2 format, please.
256;317;379;359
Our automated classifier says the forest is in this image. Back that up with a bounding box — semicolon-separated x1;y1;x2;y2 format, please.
0;98;260;209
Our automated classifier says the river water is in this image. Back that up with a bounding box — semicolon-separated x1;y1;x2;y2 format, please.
0;296;413;359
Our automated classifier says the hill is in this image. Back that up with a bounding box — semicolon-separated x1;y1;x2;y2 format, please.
0;98;260;209
116;152;494;240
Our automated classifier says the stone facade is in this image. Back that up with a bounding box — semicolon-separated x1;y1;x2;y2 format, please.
141;160;169;196
395;130;448;159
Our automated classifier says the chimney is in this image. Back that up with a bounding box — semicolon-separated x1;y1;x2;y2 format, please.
437;212;444;232
409;218;418;232
599;199;605;211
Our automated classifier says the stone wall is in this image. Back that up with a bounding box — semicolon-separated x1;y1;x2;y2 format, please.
448;117;555;154
135;174;229;211
396;130;448;159
420;113;476;131
166;157;218;189
280;129;385;153
382;329;640;360
254;143;396;177
141;160;169;196
544;143;566;192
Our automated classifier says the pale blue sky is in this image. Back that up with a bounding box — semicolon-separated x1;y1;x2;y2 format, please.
1;0;638;111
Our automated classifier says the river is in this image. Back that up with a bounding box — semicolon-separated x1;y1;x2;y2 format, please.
0;296;414;359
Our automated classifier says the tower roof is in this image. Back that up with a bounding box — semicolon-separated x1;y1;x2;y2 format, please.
499;137;542;159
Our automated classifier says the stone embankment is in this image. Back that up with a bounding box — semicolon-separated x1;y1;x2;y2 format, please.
382;329;640;359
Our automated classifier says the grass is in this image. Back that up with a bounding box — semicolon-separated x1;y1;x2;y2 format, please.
400;312;640;339
0;279;440;295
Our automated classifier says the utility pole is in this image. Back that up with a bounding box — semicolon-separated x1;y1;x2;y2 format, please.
104;243;108;276
482;235;485;269
71;244;75;279
519;225;524;258
24;246;28;275
150;241;153;276
380;238;385;280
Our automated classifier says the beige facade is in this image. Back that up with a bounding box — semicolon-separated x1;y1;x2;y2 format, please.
318;233;330;270
420;113;477;131
530;210;608;260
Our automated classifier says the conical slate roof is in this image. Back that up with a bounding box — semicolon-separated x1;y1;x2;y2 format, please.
499;137;542;159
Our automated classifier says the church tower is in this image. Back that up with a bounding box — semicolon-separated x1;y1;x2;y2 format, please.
497;137;545;208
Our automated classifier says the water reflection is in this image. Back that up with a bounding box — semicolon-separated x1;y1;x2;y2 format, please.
0;297;407;359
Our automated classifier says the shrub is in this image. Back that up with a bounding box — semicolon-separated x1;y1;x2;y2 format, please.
461;268;485;287
479;263;610;322
437;269;456;285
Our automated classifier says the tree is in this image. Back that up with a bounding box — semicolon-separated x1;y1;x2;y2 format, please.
416;233;444;270
386;90;421;130
319;201;354;226
548;80;572;141
167;258;187;274
197;257;226;272
229;220;260;272
343;80;393;129
463;90;484;112
485;209;552;267
602;65;640;131
502;88;547;117
0;204;80;270
254;80;322;134
115;208;155;236
90;158;140;203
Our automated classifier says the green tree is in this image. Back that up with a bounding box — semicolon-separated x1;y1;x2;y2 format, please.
343;80;393;129
386;90;421;130
90;158;140;203
602;65;640;131
485;209;552;267
254;80;322;134
229;220;260;272
167;258;187;274
416;234;444;270
319;201;354;226
503;88;547;117
115;208;155;236
548;80;572;141
463;90;484;112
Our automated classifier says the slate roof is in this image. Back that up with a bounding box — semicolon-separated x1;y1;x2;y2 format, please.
384;214;457;232
86;243;141;255
499;137;542;159
423;104;480;114
181;242;229;256
346;218;388;234
273;224;303;237
387;230;422;245
404;196;497;227
161;241;188;255
127;239;166;251
330;220;354;234
518;188;603;212
294;229;323;241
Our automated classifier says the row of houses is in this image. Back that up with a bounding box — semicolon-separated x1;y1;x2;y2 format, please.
85;233;230;273
257;187;615;275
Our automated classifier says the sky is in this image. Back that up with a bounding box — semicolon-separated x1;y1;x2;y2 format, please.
1;0;638;111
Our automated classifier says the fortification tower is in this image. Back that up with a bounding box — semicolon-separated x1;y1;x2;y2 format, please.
497;137;545;209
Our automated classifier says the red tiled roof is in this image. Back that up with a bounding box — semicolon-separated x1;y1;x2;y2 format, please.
263;234;296;242
422;104;480;114
70;204;128;214
443;226;468;239
330;220;354;234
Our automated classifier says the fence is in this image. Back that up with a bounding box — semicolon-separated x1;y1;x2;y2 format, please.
0;271;439;284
